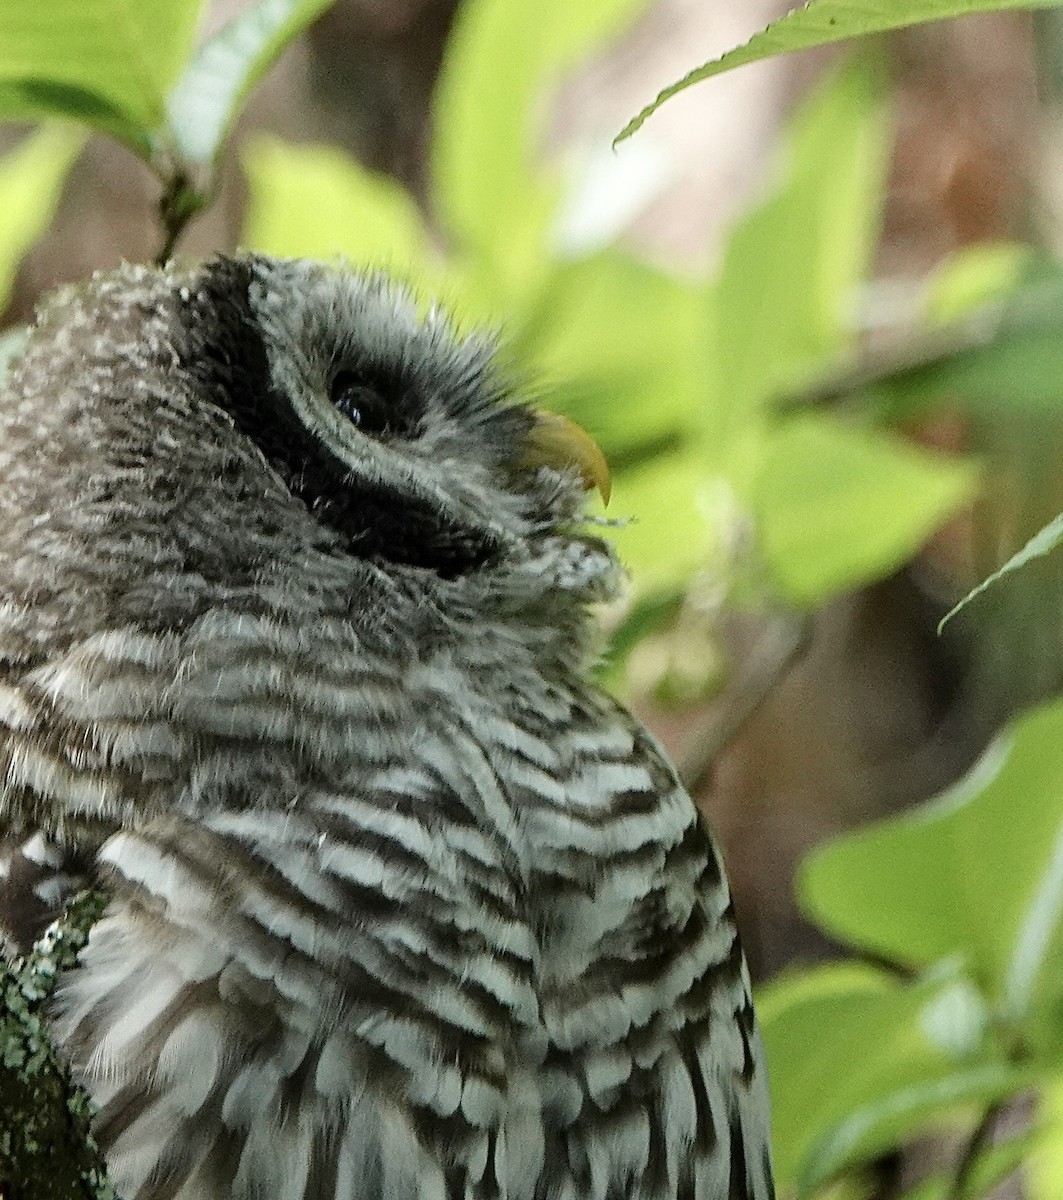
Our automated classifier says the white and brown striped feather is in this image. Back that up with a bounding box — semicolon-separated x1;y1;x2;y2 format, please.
0;257;774;1200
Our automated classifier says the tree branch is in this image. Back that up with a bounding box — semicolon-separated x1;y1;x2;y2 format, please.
0;891;114;1200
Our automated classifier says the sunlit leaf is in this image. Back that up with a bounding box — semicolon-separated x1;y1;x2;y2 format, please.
242;137;433;279
166;0;334;167
617;0;1063;142
516;250;706;459
551;134;674;258
754;413;976;606
607;450;719;596
0;128;83;309
800;698;1063;1052
924;242;1035;324
706;54;889;449
431;0;649;299
1028;1076;1063;1200
873;274;1063;423
0;0;202;153
760;962;1025;1197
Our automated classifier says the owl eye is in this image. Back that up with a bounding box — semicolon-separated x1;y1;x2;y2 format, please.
330;370;393;436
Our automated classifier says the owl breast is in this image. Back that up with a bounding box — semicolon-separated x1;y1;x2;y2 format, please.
29;609;762;1200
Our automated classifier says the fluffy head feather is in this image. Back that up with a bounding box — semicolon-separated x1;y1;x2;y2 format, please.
0;255;617;664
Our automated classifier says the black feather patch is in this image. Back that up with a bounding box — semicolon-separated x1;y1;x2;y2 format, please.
729;1108;752;1200
181;257;496;577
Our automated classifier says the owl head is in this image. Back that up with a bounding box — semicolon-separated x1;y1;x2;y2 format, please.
0;255;617;661
185;255;612;575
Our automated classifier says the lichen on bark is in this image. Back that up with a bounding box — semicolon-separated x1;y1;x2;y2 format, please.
0;891;114;1200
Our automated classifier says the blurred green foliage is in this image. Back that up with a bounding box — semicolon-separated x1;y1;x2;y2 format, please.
759;959;1032;1195
763;695;1063;1198
0;127;82;300
2;1;1063;1198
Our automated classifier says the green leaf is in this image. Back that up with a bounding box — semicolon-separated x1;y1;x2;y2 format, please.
515;250;706;460
939;510;1063;633
759;962;1025;1196
754;413;976;606
0;81;144;152
0;0;202;153
0;128;83;310
706;54;889;450
924;242;1035;324
800;698;1063;1046
166;0;334;167
242;137;433;280
431;0;649;298
872;271;1063;423
617;0;1063;142
1028;1076;1063;1200
607;449;721;596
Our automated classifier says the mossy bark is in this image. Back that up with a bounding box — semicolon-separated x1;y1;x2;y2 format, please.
0;892;114;1200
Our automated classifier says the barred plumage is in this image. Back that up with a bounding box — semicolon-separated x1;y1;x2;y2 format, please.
0;255;774;1199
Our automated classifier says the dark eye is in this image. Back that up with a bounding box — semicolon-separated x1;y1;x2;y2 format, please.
330;370;393;436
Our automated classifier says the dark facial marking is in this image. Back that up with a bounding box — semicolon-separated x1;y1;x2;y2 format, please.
181;257;497;577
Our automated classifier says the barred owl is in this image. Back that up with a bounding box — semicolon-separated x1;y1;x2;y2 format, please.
0;256;774;1200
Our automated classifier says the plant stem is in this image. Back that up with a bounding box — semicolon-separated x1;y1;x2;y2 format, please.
948;1102;1001;1200
156;169;204;265
677;610;809;795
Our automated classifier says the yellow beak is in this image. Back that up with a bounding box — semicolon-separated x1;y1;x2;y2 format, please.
520;410;611;506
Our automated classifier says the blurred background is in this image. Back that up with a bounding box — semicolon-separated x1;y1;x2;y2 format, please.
9;2;1063;1194
6;0;1048;978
